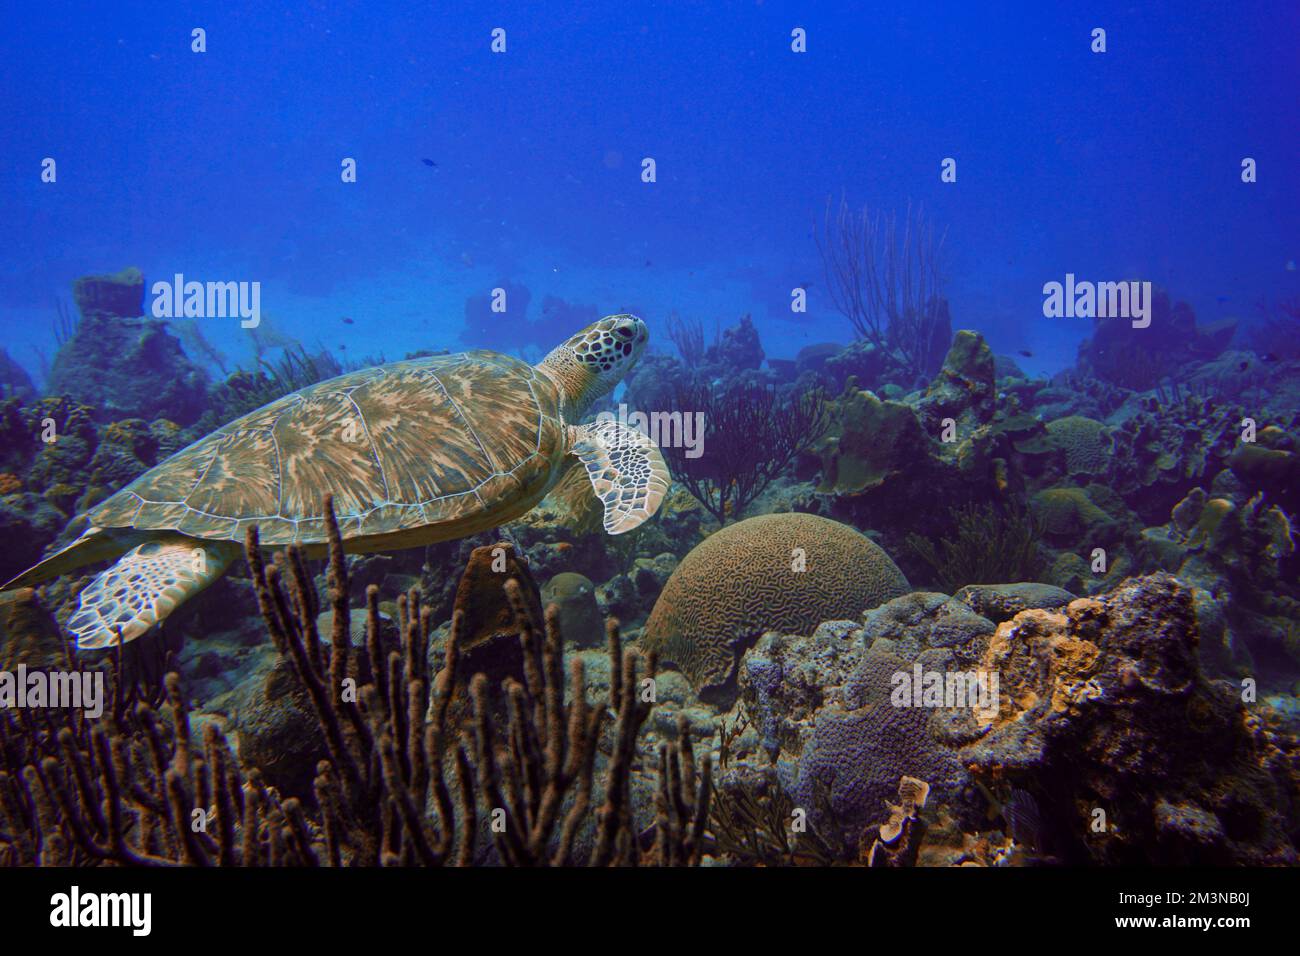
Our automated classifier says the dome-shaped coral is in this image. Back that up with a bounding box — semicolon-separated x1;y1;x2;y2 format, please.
1031;486;1111;540
640;513;910;696
1045;415;1111;477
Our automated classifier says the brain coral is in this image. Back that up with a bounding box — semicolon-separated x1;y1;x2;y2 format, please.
1045;415;1111;477
640;512;909;695
1030;486;1111;540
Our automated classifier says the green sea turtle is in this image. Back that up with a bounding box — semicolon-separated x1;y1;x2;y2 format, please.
3;314;669;649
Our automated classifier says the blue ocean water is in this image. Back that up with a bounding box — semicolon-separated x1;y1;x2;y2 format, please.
1;1;1296;380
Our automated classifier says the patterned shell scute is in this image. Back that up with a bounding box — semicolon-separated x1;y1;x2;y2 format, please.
86;352;562;544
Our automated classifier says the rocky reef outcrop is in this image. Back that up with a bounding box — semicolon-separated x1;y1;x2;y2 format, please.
913;328;997;433
1075;287;1236;388
967;575;1298;864
47;268;208;425
722;573;1299;865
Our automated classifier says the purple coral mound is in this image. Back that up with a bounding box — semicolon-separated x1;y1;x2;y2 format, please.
740;593;995;854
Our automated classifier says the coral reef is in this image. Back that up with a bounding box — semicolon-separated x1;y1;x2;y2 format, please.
1146;486;1297;676
707;313;764;370
0;391;188;580
913;329;997;433
1076;287;1235;388
719;574;1299;865
5;257;1299;874
0;347;35;400
1228;426;1300;516
819;338;911;393
1107;392;1246;522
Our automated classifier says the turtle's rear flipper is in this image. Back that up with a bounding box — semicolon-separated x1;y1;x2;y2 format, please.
67;536;241;650
571;421;670;535
1;528;146;591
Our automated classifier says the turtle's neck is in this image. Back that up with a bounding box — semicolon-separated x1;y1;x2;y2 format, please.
538;348;610;421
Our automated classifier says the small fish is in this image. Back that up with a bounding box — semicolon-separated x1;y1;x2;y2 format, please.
338;344;347;351
421;158;437;168
1259;352;1278;362
1017;349;1033;358
1003;789;1042;850
1286;260;1296;272
341;316;354;325
1239;360;1249;371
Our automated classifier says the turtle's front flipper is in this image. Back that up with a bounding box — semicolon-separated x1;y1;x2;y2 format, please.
570;421;670;535
67;536;242;650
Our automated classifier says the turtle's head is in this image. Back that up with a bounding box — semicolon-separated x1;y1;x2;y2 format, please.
539;313;649;417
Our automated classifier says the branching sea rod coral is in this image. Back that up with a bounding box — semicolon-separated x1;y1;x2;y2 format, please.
0;660;295;866
243;496;710;866
665;310;709;368
815;196;951;381
665;379;828;525
905;501;1044;594
0;496;711;867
